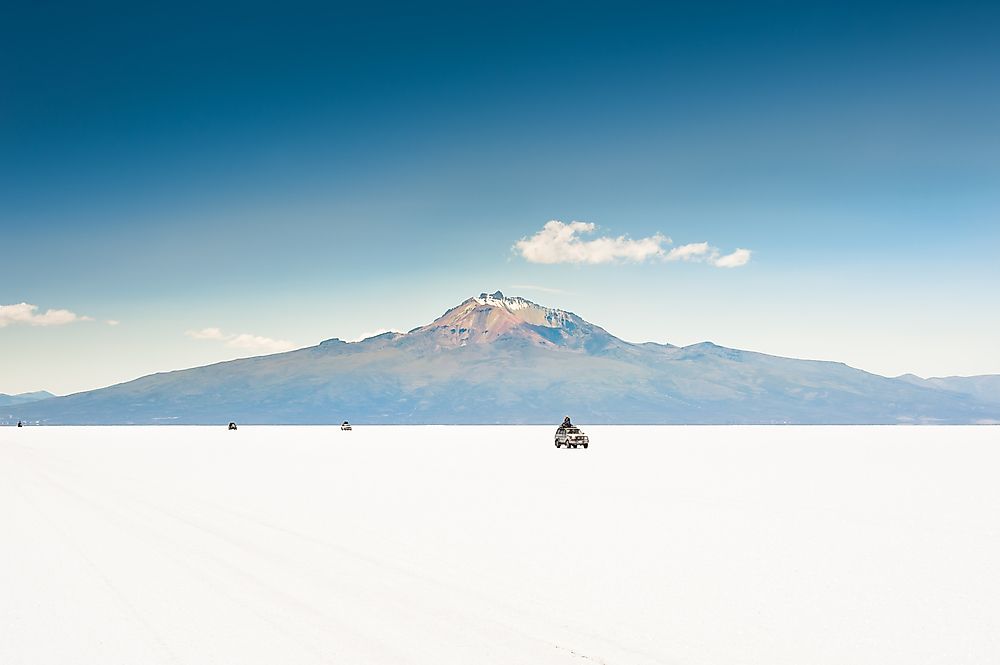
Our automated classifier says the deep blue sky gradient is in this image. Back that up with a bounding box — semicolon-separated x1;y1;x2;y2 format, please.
2;1;999;393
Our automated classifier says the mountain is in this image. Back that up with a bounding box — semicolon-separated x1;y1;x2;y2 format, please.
896;374;1000;405
0;391;55;407
9;292;1000;424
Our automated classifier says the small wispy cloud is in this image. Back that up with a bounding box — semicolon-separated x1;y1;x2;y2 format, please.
0;302;93;328
513;220;751;268
345;328;398;343
711;248;752;268
187;327;227;341
227;333;297;352
105;319;121;326
666;242;752;268
186;327;296;353
665;242;712;262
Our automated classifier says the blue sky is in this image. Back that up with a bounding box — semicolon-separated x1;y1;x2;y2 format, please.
2;0;998;394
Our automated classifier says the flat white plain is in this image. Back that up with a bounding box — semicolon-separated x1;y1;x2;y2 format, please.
2;426;998;664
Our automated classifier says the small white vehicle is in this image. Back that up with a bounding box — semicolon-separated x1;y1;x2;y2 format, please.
341;421;352;431
555;425;589;449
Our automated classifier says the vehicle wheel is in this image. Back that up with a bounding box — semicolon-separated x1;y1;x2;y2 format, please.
583;443;589;449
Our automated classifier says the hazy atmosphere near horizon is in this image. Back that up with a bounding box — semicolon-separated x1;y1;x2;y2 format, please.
2;0;999;396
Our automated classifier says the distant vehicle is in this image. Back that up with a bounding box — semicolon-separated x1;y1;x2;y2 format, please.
341;421;352;431
555;423;589;449
228;422;238;431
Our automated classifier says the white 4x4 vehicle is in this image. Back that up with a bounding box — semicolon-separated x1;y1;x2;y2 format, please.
555;426;589;449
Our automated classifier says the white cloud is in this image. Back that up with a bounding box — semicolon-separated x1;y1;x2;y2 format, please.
106;320;121;326
186;327;296;353
666;242;712;262
186;327;227;340
711;248;752;268
227;333;296;353
513;220;751;268
346;328;398;343
666;243;752;268
514;220;670;264
0;302;93;328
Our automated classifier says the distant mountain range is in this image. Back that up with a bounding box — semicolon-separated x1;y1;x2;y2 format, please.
8;292;1000;424
0;391;55;408
895;374;1000;406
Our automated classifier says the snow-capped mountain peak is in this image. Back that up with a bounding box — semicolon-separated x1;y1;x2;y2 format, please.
473;291;532;312
409;290;617;352
466;291;577;329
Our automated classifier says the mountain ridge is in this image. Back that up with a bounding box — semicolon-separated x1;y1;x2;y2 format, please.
8;292;999;425
0;391;56;408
